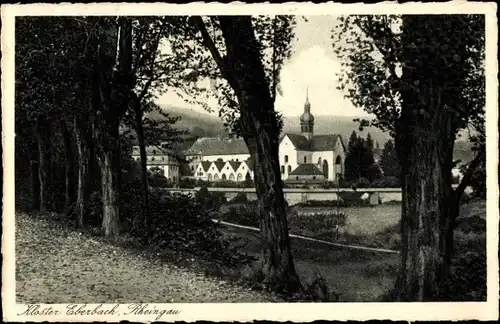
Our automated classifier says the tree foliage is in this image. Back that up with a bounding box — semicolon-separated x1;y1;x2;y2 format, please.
380;139;400;178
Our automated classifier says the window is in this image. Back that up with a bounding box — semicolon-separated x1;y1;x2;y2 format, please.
237;173;243;182
313;176;316;180
303;156;307;163
208;174;213;181
236;159;239;162
229;173;235;181
318;157;322;165
287;166;291;173
151;157;155;161
285;155;289;163
214;174;219;181
191;166;194;171
281;166;285;174
162;157;165;161
296;176;299;180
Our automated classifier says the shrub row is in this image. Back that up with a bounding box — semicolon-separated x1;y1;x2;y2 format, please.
119;181;254;268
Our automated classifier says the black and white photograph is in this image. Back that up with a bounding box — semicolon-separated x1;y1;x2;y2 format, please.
2;2;498;322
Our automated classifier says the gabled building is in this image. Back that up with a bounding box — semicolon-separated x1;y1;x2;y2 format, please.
185;90;345;183
131;144;180;181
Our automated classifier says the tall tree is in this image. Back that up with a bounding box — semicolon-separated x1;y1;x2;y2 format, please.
380;139;400;177
93;17;134;236
344;131;361;180
189;15;302;294
333;15;485;300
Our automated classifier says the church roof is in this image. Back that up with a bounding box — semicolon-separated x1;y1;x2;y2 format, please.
311;134;341;151
199;161;212;172
185;137;249;156
282;133;342;152
289;164;325;176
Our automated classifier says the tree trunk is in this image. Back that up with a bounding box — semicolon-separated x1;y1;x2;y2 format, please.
62;122;76;213
396;15;458;301
100;142;121;237
134;100;152;241
30;160;40;211
75;122;90;228
212;16;302;294
34;117;52;212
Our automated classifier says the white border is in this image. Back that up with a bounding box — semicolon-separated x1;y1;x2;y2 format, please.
2;2;499;322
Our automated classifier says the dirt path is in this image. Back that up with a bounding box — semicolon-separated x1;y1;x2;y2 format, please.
15;213;279;303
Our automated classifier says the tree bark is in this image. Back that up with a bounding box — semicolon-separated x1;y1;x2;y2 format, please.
195;16;302;294
100;138;121;236
133;99;152;241
396;16;458;301
75;121;90;228
62;121;76;213
34;117;52;212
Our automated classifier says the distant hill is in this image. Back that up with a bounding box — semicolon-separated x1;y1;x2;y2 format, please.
149;104;228;138
147;104;475;162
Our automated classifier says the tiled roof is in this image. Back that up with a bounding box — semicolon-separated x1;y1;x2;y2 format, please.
185;137;249;156
200;161;212;172
132;145;173;156
213;161;226;172
282;133;341;152
226;161;242;171
283;133;312;150
289;164;325;176
312;135;340;151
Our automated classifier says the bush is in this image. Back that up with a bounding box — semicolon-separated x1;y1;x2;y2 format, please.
356;177;370;188
148;174;174;188
371;176;401;188
230;192;248;204
123;186;253;267
438;250;486;301
194;186;227;211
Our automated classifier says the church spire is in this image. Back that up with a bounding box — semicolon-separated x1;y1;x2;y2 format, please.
300;87;314;140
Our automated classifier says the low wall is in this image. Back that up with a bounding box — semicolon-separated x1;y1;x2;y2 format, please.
161;184;466;205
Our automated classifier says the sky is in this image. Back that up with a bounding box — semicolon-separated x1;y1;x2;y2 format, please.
156;16;370;118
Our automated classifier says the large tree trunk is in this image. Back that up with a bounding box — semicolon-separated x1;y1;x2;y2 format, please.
62;121;76;213
213;16;302;294
396;15;458;301
134;100;152;241
34;117;52;212
100;137;121;237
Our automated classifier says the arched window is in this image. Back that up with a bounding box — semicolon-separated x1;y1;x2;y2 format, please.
208;174;213;181
222;174;227;180
313;176;316;180
335;155;342;164
151;157;155;161
303;156;307;163
237;173;243;182
281;166;285;174
322;160;329;177
229;173;235;181
287;165;292;173
317;157;322;165
296;176;299;180
284;155;289;163
214;174;219;181
191;165;194;171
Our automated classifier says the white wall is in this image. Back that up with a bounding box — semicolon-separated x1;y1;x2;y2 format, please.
278;135;298;180
312;151;335;180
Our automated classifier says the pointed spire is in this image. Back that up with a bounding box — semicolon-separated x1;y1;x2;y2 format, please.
306;87;309;104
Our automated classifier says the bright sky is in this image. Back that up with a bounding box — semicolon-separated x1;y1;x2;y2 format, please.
156;16;370;118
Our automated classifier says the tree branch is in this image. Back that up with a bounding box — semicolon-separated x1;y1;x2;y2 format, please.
191;16;230;81
453;151;484;202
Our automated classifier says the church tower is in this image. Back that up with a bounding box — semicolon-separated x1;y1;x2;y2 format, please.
300;88;314;141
